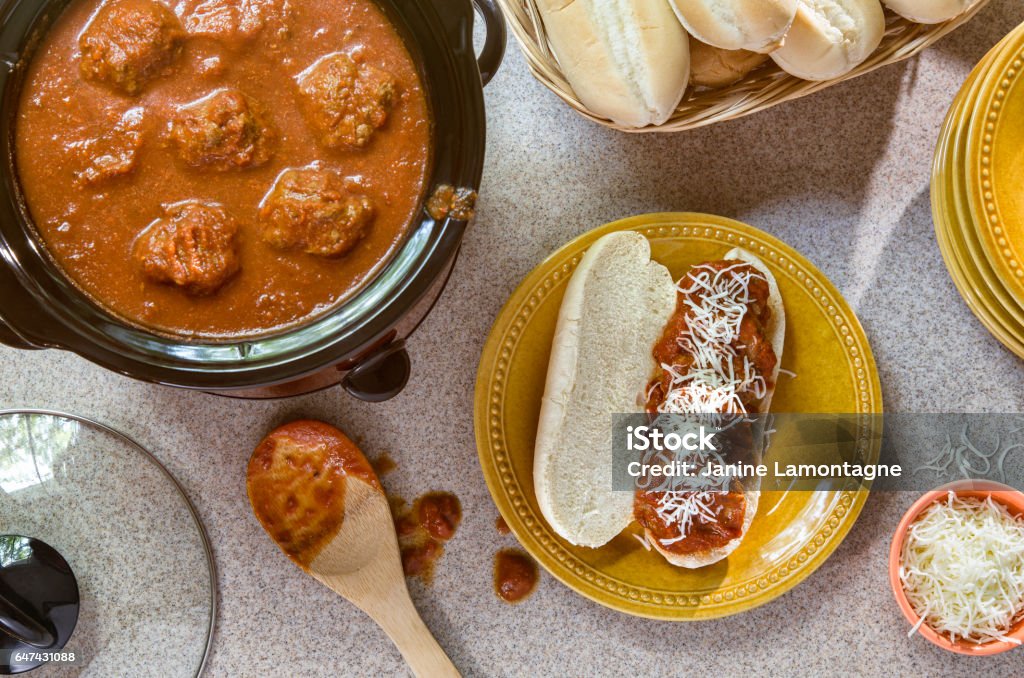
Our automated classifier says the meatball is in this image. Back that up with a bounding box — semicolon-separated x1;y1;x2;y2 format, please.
71;107;146;187
169;89;275;171
79;0;186;96
296;53;396;149
259;167;374;258
179;0;292;45
134;201;240;295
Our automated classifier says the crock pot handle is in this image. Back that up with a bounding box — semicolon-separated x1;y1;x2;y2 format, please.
0;316;40;350
342;340;412;403
472;0;506;86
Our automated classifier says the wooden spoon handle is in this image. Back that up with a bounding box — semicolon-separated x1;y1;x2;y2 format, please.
367;586;460;678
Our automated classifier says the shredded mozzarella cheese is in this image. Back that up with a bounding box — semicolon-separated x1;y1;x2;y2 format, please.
632;532;652;551
914;425;1023;485
899;492;1024;645
656;263;766;417
648;263;768;544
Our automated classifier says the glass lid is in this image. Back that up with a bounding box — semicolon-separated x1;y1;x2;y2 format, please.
0;410;215;676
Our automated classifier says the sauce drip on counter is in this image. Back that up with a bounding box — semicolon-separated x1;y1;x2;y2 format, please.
495;515;510;535
247;420;379;568
493;549;538;603
418;491;461;541
392;491;461;582
370;451;396;476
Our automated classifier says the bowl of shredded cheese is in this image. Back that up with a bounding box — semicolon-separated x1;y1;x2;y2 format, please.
889;481;1024;655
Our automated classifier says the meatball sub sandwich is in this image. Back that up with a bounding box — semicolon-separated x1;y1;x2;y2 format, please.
534;231;784;568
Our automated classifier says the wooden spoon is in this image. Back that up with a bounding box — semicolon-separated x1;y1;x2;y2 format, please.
247;420;459;677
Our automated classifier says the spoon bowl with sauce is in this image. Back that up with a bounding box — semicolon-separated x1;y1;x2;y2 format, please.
247;420;459;676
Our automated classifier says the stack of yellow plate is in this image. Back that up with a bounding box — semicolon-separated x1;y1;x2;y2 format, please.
933;22;1024;358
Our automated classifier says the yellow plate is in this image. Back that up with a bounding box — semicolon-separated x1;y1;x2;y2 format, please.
474;213;883;620
932;40;1024;357
947;58;1024;341
965;25;1024;304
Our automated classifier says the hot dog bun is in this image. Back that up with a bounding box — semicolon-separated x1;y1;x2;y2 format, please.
668;0;797;53
882;0;982;23
647;247;785;568
689;38;770;88
535;0;690;128
771;0;885;81
534;232;676;547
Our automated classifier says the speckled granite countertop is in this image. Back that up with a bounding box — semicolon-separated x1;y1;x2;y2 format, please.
4;1;1024;675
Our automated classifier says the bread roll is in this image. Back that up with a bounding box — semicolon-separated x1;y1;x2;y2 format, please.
536;0;690;128
648;248;785;569
730;249;786;394
689;38;769;88
668;0;797;53
770;0;885;81
882;0;982;23
534;232;676;548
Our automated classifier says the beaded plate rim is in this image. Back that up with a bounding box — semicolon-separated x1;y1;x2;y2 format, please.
969;35;1024;299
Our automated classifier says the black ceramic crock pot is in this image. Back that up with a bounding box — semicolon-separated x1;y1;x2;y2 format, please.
0;0;505;401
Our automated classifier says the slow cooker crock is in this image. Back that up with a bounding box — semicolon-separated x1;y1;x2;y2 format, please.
0;0;504;401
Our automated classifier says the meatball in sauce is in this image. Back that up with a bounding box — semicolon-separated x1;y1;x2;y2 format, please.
79;0;186;95
260;166;374;258
169;88;275;171
296;53;396;149
134;201;240;296
177;0;293;46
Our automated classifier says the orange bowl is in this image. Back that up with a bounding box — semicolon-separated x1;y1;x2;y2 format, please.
889;480;1024;655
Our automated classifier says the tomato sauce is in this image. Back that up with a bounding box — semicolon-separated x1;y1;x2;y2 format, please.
645;260;776;414
393;490;461;582
493;549;538;603
370;452;396;476
634;484;747;555
16;0;431;338
246;420;379;569
636;259;776;556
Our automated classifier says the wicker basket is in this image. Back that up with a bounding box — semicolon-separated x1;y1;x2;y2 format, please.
498;0;991;132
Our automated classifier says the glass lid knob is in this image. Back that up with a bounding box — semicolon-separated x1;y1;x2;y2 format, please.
0;536;79;675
